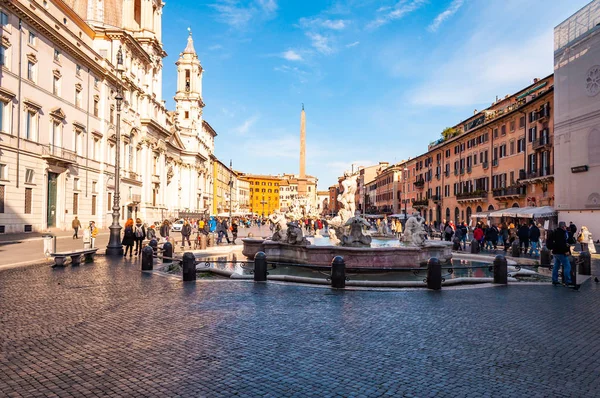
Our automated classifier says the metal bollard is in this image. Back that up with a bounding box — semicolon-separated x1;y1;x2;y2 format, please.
182;252;196;282
331;256;346;289
254;251;267;282
149;239;158;255
563;255;578;285
162;241;173;264
426;257;442;290
470;239;480;254
511;241;520;257
578;251;591;276
200;234;207;250
540;246;552;268
493;255;508;285
208;233;215;247
141;246;154;271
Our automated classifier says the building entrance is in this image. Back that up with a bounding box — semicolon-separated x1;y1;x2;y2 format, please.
47;173;58;227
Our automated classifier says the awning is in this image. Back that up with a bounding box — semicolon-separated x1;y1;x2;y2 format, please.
471;206;557;219
470;210;497;218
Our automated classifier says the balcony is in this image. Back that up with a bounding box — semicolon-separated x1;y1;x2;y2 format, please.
482;161;489;169
431;195;442;203
412;199;429;208
492;159;499;167
521;165;554;183
456;190;488;202
41;144;77;165
467;166;472;174
414;179;425;189
460;168;465;175
493;185;527;199
532;135;552;151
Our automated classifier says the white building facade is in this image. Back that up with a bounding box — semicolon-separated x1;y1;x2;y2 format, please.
554;1;600;238
0;0;214;233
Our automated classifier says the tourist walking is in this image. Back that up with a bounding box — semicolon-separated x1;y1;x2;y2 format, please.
546;221;574;286
147;224;156;241
568;222;578;244
444;224;454;242
72;216;82;239
518;222;530;255
159;220;170;243
473;224;484;246
181;220;192;248
133;218;146;255
122;218;135;257
529;221;541;257
89;221;98;248
231;220;239;244
579;226;591;252
500;224;510;252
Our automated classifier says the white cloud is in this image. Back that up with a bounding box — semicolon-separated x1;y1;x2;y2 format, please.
299;17;349;30
306;32;333;54
346;41;360;48
234;115;260;135
210;0;278;28
281;50;303;61
368;0;428;29
410;29;553;106
428;0;464;32
208;44;224;51
322;19;348;30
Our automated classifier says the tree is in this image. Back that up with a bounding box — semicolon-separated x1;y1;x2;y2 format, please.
441;127;459;140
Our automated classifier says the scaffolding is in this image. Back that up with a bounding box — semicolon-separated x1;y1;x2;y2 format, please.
554;0;600;53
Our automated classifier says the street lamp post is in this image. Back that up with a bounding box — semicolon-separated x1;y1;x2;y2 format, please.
260;199;267;217
228;159;233;229
106;46;125;257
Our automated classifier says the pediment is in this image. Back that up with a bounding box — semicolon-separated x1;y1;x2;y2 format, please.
50;107;66;120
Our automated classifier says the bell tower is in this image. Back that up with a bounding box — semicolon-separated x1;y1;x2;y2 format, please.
174;29;204;142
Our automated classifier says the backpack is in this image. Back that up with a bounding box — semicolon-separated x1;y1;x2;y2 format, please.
546;230;554;250
135;225;143;238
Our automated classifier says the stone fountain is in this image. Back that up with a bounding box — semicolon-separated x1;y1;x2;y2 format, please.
242;172;452;269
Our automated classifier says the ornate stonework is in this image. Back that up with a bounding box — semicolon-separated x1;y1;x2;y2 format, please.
585;65;600;97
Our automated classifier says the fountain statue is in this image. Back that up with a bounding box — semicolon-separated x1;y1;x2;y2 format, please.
403;212;427;247
285;221;310;246
268;211;288;242
342;211;372;247
327;228;340;245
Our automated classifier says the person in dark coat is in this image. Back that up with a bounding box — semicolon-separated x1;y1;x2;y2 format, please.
122;218;135;257
546;222;573;286
231;220;238;244
133;218;146;255
159;220;170;242
529;221;541;257
181;220;192;248
485;224;498;250
518;222;530;254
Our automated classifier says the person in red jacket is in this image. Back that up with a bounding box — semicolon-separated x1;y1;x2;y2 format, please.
473;224;484;243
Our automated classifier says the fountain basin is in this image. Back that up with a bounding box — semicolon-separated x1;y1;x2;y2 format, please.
242;238;453;269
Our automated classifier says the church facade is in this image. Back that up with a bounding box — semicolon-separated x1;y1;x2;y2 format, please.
0;0;214;233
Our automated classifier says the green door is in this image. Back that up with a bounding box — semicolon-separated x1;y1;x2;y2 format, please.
47;172;58;227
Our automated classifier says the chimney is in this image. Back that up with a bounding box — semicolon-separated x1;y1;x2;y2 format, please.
533;78;539;84
473;109;478;115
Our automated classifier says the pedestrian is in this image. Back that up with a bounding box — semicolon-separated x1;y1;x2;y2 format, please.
459;222;468;250
579;226;591;252
529;220;541;257
231;220;238;244
473;224;484;245
518;221;530;255
500;223;510;252
220;218;231;244
159;219;170;243
133;218;146;255
122;218;135;257
444;223;454;242
181;220;192;248
72;216;82;239
89;221;98;248
546;221;574;286
147;224;156;240
454;225;464;250
568;221;577;244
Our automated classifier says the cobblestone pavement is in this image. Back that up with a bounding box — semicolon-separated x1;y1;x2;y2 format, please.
1;258;600;397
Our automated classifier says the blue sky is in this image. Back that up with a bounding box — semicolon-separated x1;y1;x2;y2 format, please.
160;0;590;189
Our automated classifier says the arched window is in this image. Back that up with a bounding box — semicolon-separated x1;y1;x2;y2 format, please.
454;207;460;224
476;205;482;213
466;207;472;221
446;207;450;220
488;205;494;211
512;202;520;208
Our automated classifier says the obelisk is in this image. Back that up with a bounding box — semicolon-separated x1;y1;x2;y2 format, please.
298;104;307;197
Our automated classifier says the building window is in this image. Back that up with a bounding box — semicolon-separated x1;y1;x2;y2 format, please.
25;188;32;214
0;101;5;133
93;98;99;117
27;61;35;81
517;138;525;153
107;192;112;211
25;168;34;184
76;64;81;76
91;195;96;216
0;163;6;180
73;193;78;215
28;31;35;46
0;11;8;27
510;140;515;155
53;76;60;96
25;111;36;141
501;125;506;136
74;130;82;153
74;177;80;191
510;120;515;132
91;138;99;160
493;128;498;138
94;77;99;88
92;181;97;193
0;45;5;67
0;185;4;213
54;49;60;62
184;111;189;119
75;88;82;108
